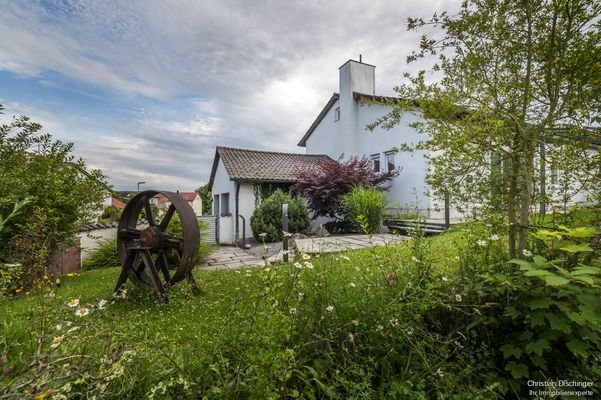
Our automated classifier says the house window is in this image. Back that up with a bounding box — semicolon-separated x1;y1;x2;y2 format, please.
334;107;340;122
220;193;230;214
213;194;220;216
551;168;559;185
385;151;395;172
370;153;380;172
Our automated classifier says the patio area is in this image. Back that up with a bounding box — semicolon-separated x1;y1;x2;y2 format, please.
199;233;409;270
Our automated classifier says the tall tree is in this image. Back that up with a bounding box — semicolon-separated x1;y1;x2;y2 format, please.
372;0;600;257
0;108;109;258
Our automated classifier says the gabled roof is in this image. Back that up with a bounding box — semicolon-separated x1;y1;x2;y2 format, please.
297;93;339;147
297;92;401;147
111;197;126;210
155;192;198;204
208;146;332;190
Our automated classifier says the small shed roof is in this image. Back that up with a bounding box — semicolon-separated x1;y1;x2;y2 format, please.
208;146;331;190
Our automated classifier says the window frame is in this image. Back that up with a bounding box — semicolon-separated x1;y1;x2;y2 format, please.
384;151;395;172
370;153;380;172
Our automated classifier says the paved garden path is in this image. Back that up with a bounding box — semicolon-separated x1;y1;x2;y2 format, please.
200;233;408;270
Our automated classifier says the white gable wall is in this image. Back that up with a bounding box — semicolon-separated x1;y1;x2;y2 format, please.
304;60;434;217
304;100;345;158
356;102;432;215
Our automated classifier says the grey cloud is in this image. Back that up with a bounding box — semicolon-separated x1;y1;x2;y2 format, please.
0;0;461;191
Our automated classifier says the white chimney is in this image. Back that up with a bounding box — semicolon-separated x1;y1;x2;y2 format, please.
339;59;375;97
337;59;376;157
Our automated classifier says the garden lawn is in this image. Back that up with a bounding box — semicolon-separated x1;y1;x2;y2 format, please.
2;221;599;399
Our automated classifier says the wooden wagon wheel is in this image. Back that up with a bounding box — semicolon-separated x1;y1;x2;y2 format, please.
114;190;200;302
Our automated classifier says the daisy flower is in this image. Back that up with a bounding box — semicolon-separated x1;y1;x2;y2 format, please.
75;307;90;317
50;336;64;349
67;298;80;308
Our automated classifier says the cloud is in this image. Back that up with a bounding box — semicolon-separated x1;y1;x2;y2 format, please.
0;0;461;190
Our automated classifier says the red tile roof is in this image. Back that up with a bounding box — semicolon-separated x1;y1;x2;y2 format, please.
155;192;197;204
208;146;332;189
111;197;126;210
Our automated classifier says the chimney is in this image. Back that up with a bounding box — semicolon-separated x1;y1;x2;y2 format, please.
336;59;375;157
339;59;375;97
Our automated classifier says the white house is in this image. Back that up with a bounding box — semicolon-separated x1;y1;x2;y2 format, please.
208;147;331;245
150;192;203;216
208;59;597;243
298;59;446;220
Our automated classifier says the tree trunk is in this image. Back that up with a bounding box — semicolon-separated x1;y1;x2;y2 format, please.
507;153;519;259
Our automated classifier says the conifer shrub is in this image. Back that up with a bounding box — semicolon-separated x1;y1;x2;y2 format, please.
250;190;309;242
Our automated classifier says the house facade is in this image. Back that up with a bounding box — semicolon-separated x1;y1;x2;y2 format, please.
208;146;331;245
298;59;446;220
151;192;203;216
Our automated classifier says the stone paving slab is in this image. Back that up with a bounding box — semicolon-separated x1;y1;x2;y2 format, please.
200;234;409;270
200;246;265;270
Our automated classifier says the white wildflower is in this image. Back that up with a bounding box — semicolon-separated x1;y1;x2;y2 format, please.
67;326;78;334
349;282;356;288
477;239;487;247
411;256;420;263
50;336;64;349
406;328;414;336
390;318;399;327
455;294;462;302
303;261;314;269
294;262;303;269
326;305;334;313
436;368;444;378
489;234;500;241
75;307;90;317
302;253;311;260
289;308;297;316
376;325;384;331
67;298;79;308
352;320;359;326
55;324;62;331
97;299;108;310
442;276;449;282
522;249;533;257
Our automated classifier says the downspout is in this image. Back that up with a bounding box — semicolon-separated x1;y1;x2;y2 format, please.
235;180;240;245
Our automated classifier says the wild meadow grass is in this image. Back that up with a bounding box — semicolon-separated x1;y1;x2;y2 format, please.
1;222;599;399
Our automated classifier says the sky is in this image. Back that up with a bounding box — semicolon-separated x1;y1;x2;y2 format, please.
0;0;459;192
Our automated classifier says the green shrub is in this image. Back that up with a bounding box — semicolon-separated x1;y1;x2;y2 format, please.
82;239;119;270
453;225;601;396
341;186;386;234
250;190;309;242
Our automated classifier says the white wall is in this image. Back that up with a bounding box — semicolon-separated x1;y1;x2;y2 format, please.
78;228;117;261
305;99;348;158
190;196;202;216
356;103;432;215
238;183;256;240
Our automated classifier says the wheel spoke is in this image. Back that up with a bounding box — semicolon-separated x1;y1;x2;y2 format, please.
163;234;184;251
157;250;171;283
143;198;156;226
118;228;141;240
159;204;176;231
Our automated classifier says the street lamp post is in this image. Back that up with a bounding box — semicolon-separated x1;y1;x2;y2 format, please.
137;181;146;192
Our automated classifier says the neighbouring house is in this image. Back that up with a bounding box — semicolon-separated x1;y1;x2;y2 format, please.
151;192;203;216
208;146;331;245
111;196;126;211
